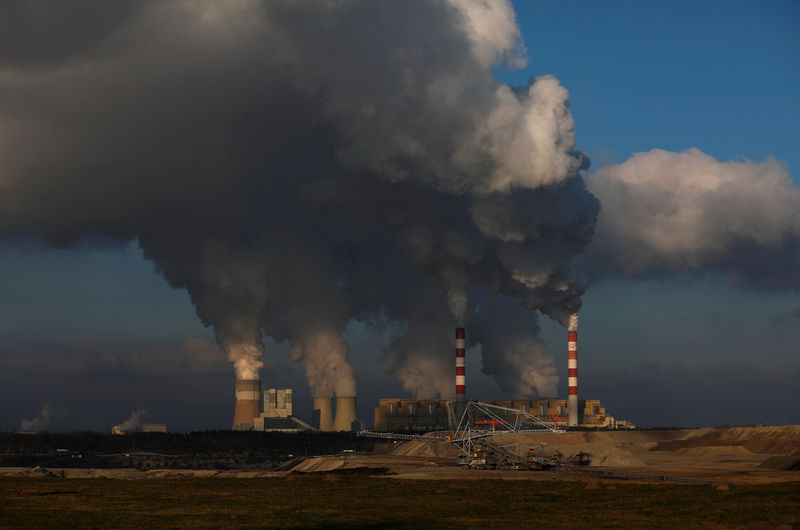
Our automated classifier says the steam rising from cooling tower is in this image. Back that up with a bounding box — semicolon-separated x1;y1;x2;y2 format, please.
9;0;747;408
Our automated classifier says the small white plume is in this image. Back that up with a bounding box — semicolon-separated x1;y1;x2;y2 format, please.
18;403;61;432
225;342;263;380
568;313;578;332
113;409;149;433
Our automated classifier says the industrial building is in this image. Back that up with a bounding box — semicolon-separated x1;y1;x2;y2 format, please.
232;386;357;432
253;388;309;432
311;396;359;432
373;398;619;432
373;320;636;432
142;423;167;433
230;316;631;433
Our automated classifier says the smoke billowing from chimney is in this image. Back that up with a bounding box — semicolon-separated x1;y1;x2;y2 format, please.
113;409;149;433
0;0;599;404
10;1;795;407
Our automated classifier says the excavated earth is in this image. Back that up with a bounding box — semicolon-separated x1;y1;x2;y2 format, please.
2;426;798;484
285;426;800;483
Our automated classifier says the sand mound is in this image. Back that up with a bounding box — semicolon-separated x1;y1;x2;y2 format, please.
495;430;687;448
674;445;753;456
758;454;800;471
290;457;346;473
653;426;800;454
591;452;646;467
561;443;646;468
390;440;460;458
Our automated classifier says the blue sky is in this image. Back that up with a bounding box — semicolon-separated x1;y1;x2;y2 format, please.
506;0;800;176
1;1;798;430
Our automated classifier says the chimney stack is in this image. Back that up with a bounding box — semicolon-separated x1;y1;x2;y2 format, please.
313;397;334;431
333;396;357;431
567;314;579;427
455;327;466;422
233;378;261;430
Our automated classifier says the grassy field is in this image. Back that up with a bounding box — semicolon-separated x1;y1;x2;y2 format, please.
0;476;798;528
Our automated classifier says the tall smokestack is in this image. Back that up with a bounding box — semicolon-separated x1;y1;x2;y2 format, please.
333;396;357;431
567;314;578;427
233;378;260;430
313;397;334;431
455;327;466;421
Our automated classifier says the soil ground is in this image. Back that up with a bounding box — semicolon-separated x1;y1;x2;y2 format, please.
1;426;798;527
1;476;798;528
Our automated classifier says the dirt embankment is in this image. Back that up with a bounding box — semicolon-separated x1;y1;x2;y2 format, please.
652;426;800;454
389;439;460;458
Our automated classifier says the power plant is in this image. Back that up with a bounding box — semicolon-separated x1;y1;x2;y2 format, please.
231;316;632;432
371;318;633;432
232;381;360;432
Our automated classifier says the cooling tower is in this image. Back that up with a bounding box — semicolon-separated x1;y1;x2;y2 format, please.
313;397;334;431
333;396;357;431
567;314;579;427
455;327;466;422
233;378;260;430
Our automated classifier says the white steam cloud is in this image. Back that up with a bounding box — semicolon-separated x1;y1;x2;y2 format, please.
114;409;149;433
1;2;794;405
587;148;800;289
0;0;695;403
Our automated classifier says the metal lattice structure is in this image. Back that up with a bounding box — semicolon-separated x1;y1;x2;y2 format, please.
359;401;565;469
447;402;563;467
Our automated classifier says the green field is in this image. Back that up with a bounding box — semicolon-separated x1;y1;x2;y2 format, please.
0;476;798;528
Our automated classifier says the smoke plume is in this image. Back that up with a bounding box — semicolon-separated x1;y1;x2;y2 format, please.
0;0;601;401
467;288;558;398
114;409;149;433
18;403;63;432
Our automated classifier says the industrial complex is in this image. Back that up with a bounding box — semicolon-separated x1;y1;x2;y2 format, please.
229;318;634;433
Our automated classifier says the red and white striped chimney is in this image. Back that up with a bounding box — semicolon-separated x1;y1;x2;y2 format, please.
455;327;466;420
567;314;579;427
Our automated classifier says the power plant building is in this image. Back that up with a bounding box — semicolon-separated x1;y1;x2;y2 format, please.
312;396;360;432
373;398;616;432
232;387;356;432
142;423;167;433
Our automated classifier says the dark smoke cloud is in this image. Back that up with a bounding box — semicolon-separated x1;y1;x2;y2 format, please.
467;287;558;398
0;1;145;70
0;0;598;400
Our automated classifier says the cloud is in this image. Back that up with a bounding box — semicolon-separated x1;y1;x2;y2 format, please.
586;148;800;290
